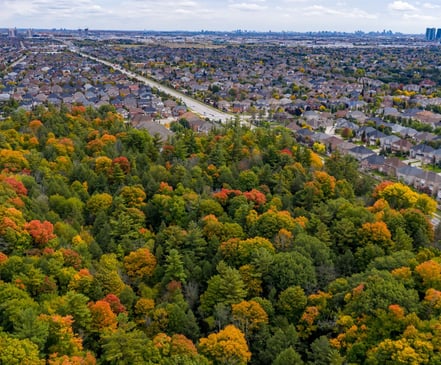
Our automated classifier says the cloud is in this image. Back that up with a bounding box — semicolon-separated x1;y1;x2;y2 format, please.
228;2;267;11
388;1;417;11
403;13;436;21
179;1;197;6
422;2;440;9
174;8;192;14
3;0;106;16
304;5;377;19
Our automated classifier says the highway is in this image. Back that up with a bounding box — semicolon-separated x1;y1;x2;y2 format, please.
74;50;237;124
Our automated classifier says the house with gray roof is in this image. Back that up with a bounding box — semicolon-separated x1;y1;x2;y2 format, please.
136;121;174;141
360;154;386;172
348;145;375;161
410;144;435;164
397;165;441;196
379;135;401;149
397;127;418;139
383;157;407;177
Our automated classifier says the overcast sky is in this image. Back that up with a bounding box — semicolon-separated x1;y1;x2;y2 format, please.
1;0;440;34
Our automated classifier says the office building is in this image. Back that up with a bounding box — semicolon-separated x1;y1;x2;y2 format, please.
426;27;436;41
8;28;17;38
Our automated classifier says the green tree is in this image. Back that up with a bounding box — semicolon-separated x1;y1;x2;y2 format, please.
163;249;187;284
308;336;344;365
13;308;49;351
199;261;247;316
101;326;162;364
273;347;304;365
0;332;43;365
266;252;317;292
277;286;307;323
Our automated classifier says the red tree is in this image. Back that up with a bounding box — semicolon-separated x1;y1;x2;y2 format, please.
25;220;56;245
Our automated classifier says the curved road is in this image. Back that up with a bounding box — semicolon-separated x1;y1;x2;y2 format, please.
75;50;237;124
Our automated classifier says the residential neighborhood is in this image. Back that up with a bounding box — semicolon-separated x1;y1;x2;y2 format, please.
3;31;441;199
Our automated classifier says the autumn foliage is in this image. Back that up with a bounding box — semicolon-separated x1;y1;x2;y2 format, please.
124;248;157;280
199;325;251;364
0;103;441;364
25;220;56;245
88;300;118;332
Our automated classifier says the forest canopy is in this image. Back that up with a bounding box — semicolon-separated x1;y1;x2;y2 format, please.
0;104;439;364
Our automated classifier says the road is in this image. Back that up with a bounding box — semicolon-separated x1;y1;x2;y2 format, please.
7;55;27;69
75;50;237;124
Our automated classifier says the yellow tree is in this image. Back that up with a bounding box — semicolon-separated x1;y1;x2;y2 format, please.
377;182;436;215
199;324;251;365
415;260;441;291
232;300;268;338
153;333;198;357
118;185;147;209
220;237;274;267
366;336;432;365
39;314;84;357
0;149;29;171
124;248;157;281
0;333;44;365
358;221;393;251
86;193;113;216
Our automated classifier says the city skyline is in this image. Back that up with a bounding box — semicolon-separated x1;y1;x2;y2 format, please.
1;0;441;34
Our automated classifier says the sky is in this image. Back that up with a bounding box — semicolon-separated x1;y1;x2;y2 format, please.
1;0;440;34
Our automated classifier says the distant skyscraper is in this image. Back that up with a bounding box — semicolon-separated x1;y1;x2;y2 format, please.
436;29;441;40
8;28;17;38
426;27;436;41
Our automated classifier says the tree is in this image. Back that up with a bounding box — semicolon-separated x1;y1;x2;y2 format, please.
94;254;126;295
101;327;161;364
118;185;146;209
0;282;39;331
273;347;304;365
402;209;434;248
0;332;43;365
52;291;92;334
309;336;344;365
86;193;113;217
47;352;97;365
25;220;56;246
266;251;317;292
277;286;307;323
251;210;298;240
415;260;441;290
39;314;84;357
163;249;187;284
13;308;49;351
376;182;436;215
231;300;268;338
199;262;247;316
153;333;198;357
358;221;393;252
103;293;127;315
325;152;359;186
88;300;118;333
199;325;251;365
366;337;431;365
219;237;274;267
124;248;157;282
344;272;419;317
134;297;155;326
256;325;298;363
0;149;29;171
